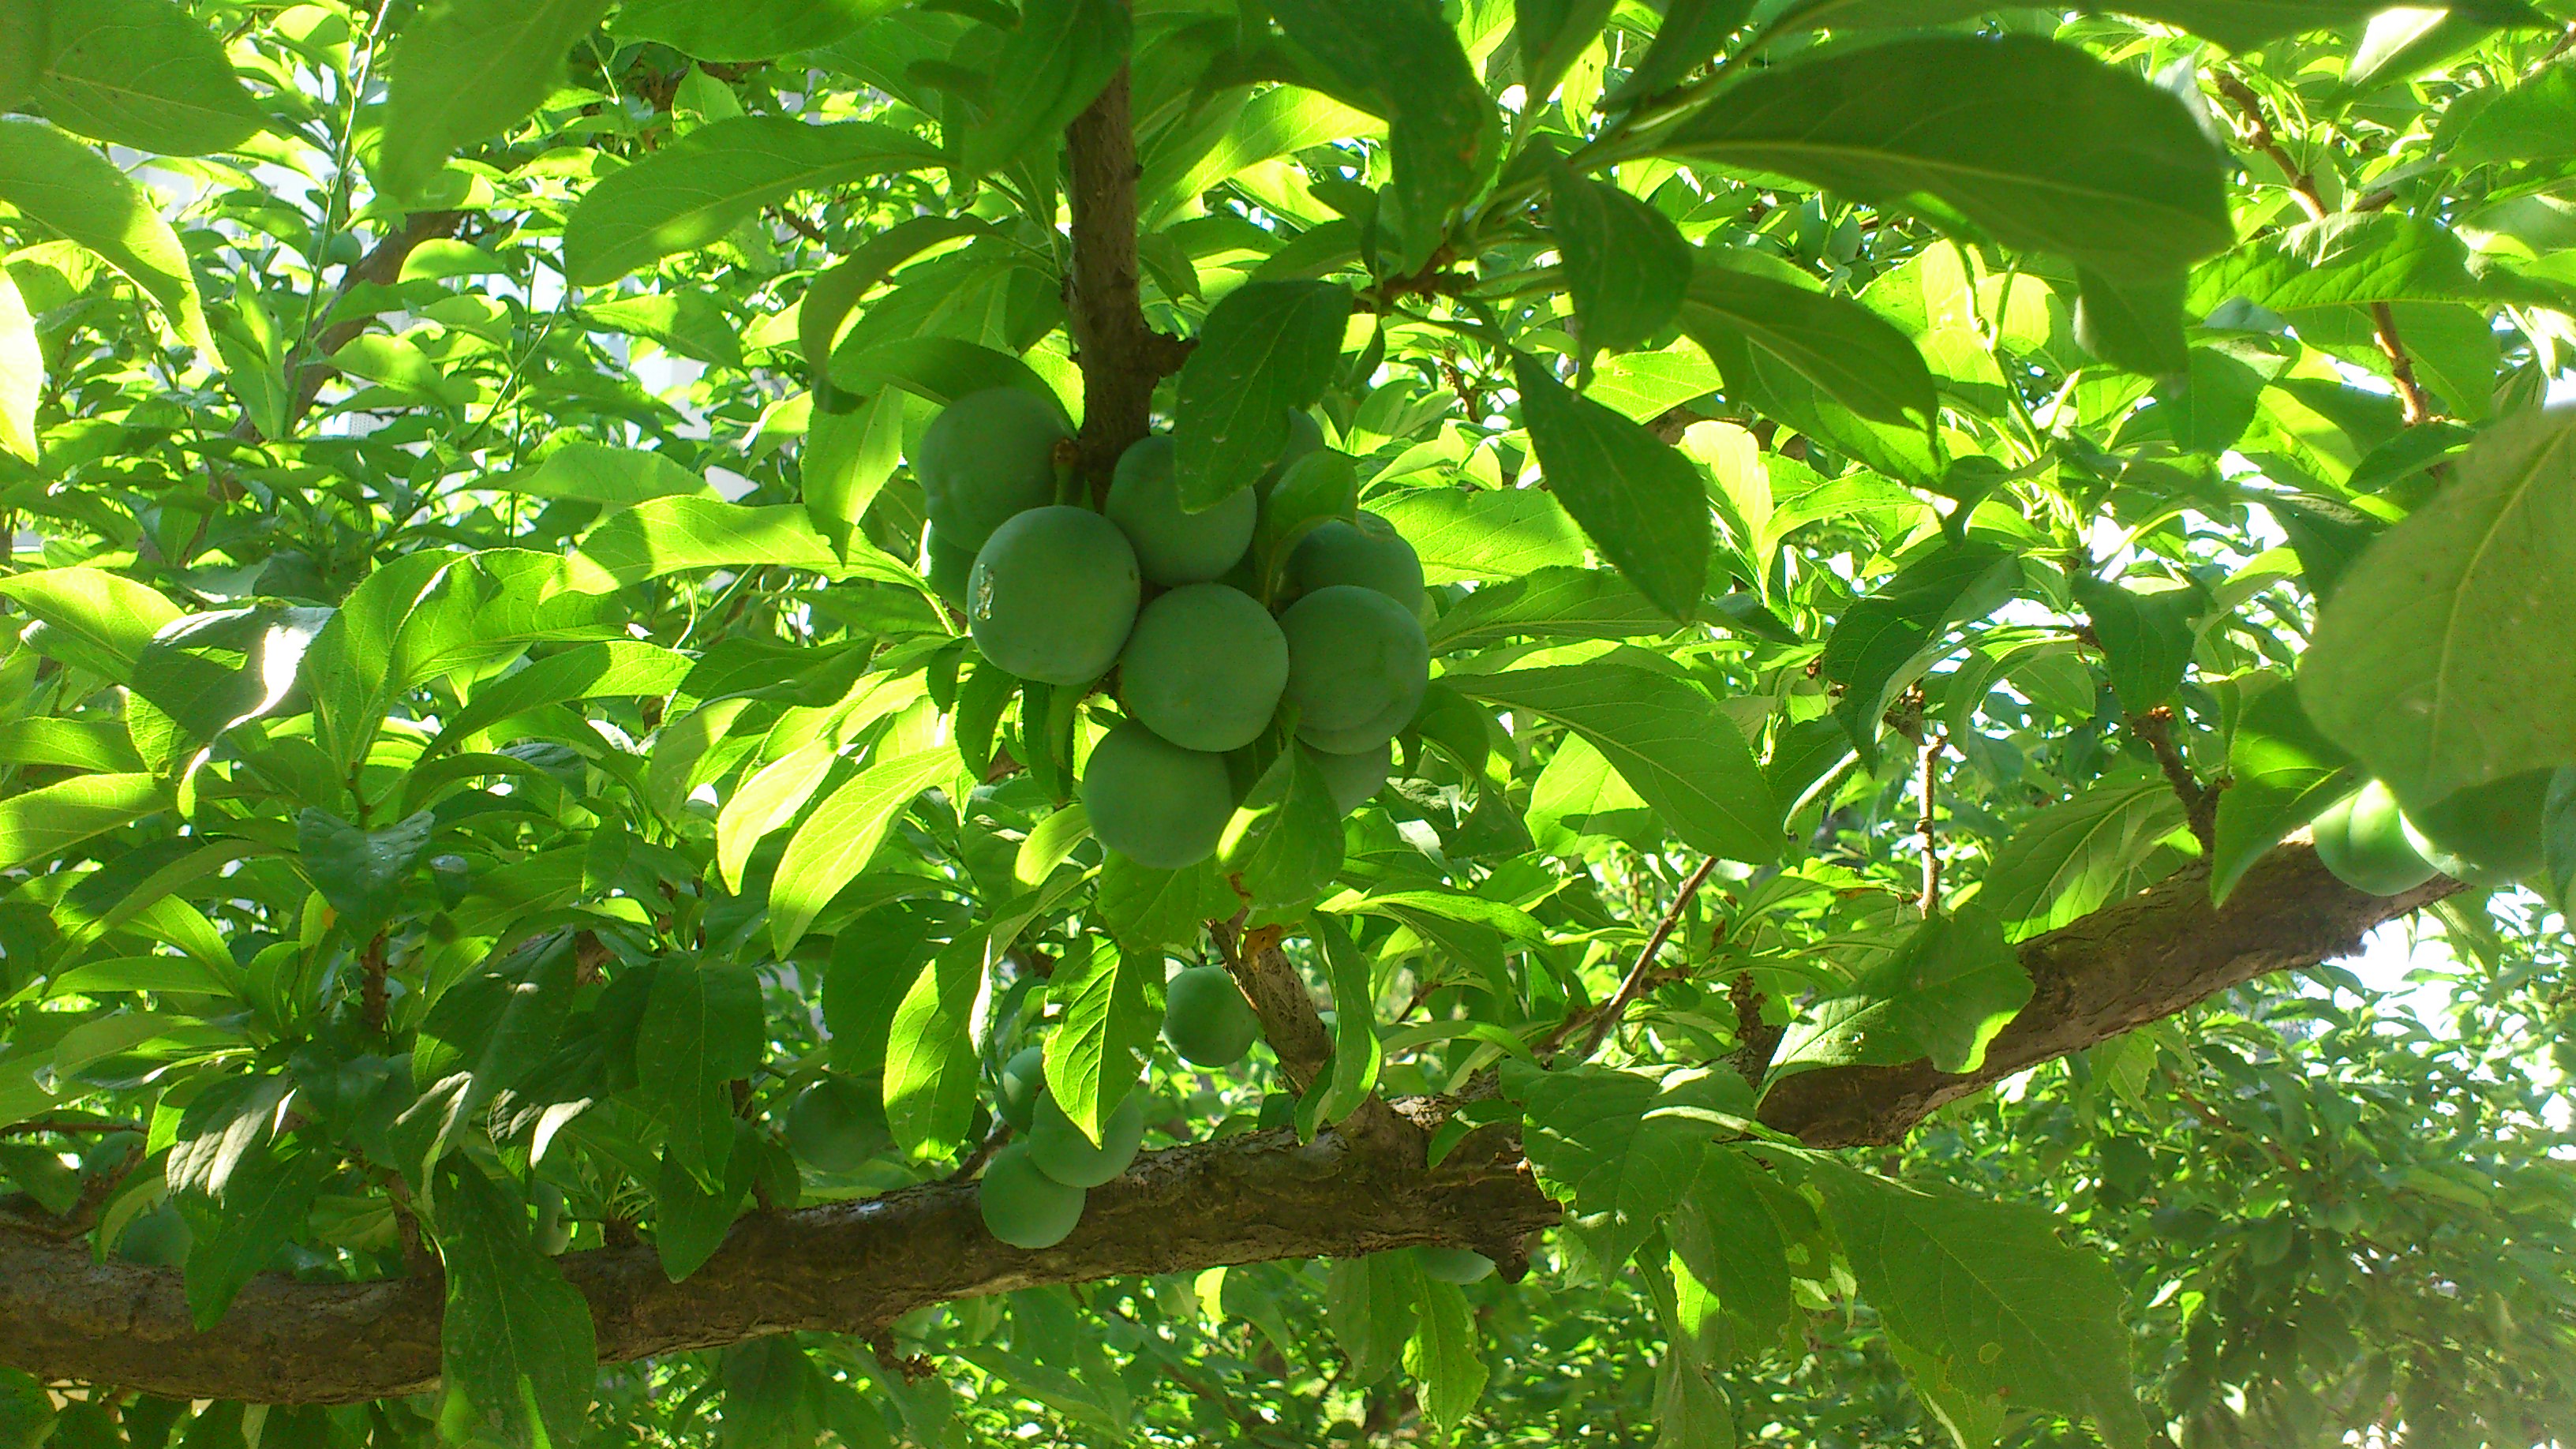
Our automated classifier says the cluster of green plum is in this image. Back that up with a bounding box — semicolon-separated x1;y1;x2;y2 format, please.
913;389;1432;868
977;962;1264;1250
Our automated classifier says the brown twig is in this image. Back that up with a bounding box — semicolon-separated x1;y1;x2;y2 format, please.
0;1118;144;1139
359;932;389;1034
2131;706;2219;853
1727;972;1783;1083
944;1125;1011;1184
2211;72;2432;424
1916;731;1946;915
1568;856;1721;1060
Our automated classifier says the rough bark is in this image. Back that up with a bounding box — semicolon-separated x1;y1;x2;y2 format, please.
0;841;2454;1403
1063;66;1189;487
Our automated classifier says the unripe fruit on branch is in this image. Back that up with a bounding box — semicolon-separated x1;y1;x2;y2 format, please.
978;1140;1086;1249
1104;436;1256;585
1162;964;1262;1066
1289;511;1425;614
2312;781;2438;897
1279;585;1430;754
916;387;1067;550
1118;583;1288;753
1028;1087;1146;1189
1079;719;1236;869
968;505;1140;686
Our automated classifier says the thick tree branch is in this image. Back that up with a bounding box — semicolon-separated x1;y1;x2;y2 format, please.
0;841;2455;1405
1064;66;1189;489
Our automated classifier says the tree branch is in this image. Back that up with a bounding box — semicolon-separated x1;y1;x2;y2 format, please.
2209;72;2432;424
0;841;2456;1406
1063;65;1190;491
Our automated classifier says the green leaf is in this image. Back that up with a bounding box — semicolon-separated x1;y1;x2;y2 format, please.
2211;679;2356;905
959;0;1128;178
1042;940;1162;1143
1309;911;1385;1128
1515;0;1618;101
2187;213;2483;318
170;1129;326;1330
769;746;956;953
1271;0;1496;270
1501;1060;1748;1273
434;1163;598;1449
1660;36;2230;280
1979;780;2185;938
2452;59;2576;164
1679;263;1935;426
26;0;264;156
0;773;166;874
655;1129;754;1282
409;939;581;1173
638;958;766;1185
1550;169;1692;358
1770;905;2031;1076
379;0;613;201
1326;1252;1420;1384
2073;267;2188;377
573;498;842;588
1094;853;1229;958
0;567;181;681
611;0;895;59
2071;578;2197;714
504;444;717;506
1610;0;1751;103
0;1368;53;1449
882;930;988;1159
1671;1147;1799;1361
1511;354;1711;620
1425;567;1680;653
296;808;434;929
434;641;693;753
2299;406;2576;808
1403;1277;1489;1436
1455;663;1779;864
1810;1162;2141;1449
798;215;984;409
1371;486;1589;582
582;290;747;369
1818;542;2020;756
718;1338;820;1449
1141;86;1378;227
0;119;210;350
0;271;33;464
1219;749;1346;912
564;117;944;285
1171;280;1352;510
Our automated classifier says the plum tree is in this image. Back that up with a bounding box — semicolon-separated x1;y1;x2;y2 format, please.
915;387;1068;549
1103;436;1256;585
1077;719;1236;868
1117;583;1287;752
784;1076;891;1174
2313;781;2439;897
1288;511;1425;613
1304;741;1392;814
977;1140;1087;1250
968;506;1140;686
1028;1087;1147;1189
1278;585;1429;754
1161;964;1261;1066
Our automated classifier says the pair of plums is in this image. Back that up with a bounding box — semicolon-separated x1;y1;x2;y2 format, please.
912;388;1432;868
